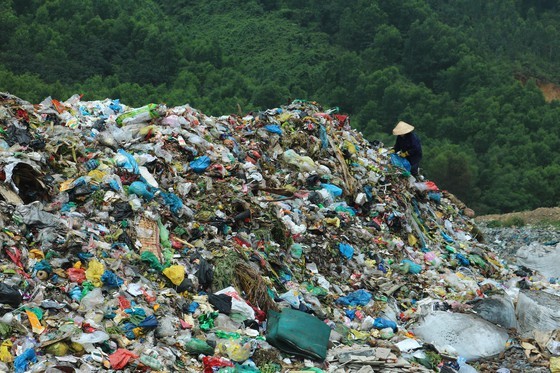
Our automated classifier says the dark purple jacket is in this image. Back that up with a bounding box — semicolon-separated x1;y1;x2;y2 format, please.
394;132;422;174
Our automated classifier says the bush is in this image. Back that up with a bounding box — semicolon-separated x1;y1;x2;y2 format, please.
485;220;503;228
502;216;525;227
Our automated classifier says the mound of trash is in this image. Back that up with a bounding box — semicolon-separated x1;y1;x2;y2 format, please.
0;92;558;372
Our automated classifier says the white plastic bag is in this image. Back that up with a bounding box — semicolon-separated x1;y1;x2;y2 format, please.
413;311;508;361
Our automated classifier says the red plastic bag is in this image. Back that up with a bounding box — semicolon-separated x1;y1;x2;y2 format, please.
202;356;233;373
109;349;139;370
67;268;86;284
425;181;439;191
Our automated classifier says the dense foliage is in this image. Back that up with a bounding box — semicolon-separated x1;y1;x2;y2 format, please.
1;0;560;214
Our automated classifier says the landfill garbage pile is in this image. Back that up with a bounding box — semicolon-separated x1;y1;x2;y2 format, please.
0;91;559;373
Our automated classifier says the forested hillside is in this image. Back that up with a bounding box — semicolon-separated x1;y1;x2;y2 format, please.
1;0;560;214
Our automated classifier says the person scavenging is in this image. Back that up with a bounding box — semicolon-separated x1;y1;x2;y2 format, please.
392;121;422;176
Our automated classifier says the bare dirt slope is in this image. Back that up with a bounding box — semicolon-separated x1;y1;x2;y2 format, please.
476;206;560;225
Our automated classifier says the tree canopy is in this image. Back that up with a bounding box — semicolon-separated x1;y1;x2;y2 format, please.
1;0;560;214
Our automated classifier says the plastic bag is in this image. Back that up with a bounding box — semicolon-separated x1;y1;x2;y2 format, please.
413;311;508;361
109;348;139;370
321;183;343;197
319;125;329;148
202;356;234;373
457;357;479;373
264;124;283;135
101;270;124;288
338;243;354;260
25;309;45;334
140;354;164;370
283;149;318;173
471;295;517;329
163;265;186;286
115;149;139;174
551;357;560;373
115;103;161;126
190;156;211;173
79;288;104;310
373;317;398;332
0;340;12;363
184;338;215;355
225;340;253;362
14;348;36;373
128;181;156;201
336;289;372;307
85;260;105;287
516;290;560;338
401;259;422;274
161;191;183;214
0;283;22;308
390;153;411;171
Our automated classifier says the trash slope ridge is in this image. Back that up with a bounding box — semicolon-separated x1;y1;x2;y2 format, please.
0;92;551;372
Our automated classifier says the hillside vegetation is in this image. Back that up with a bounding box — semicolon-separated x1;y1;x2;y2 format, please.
2;0;560;214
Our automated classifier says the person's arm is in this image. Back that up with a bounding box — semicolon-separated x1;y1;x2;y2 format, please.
393;136;403;153
405;134;421;157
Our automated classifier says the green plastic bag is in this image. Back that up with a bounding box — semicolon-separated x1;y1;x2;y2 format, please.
184;338;215;355
266;308;331;361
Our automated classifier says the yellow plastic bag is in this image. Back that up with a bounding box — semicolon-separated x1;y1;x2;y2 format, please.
324;217;340;228
0;340;12;362
86;260;105;287
162;265;185;286
25;309;45;334
88;169;106;183
343;140;357;155
218;340;252;362
28;249;45;260
551;357;560;373
60;179;75;192
46;342;69;356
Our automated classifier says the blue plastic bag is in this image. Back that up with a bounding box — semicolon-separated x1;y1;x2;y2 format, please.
101;270;124;288
69;286;83;301
345;309;356;320
161;191;183;214
428;192;441;203
125;307;147;317
34;260;52;273
319;125;329;149
121;322;136;339
321;183;343;197
139;315;158;329
401;259;422;274
188;302;200;313
455;253;470;266
117;149;139;174
373;317;398;332
441;231;454;243
129;181;156;201
338;243;354;259
109;99;122;113
336;289;372;307
390;153;411;171
264;124;283;135
190;156;211;173
363;185;374;201
108;177;121;192
14;348;37;373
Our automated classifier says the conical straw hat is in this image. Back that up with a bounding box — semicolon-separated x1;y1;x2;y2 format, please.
392;121;414;135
